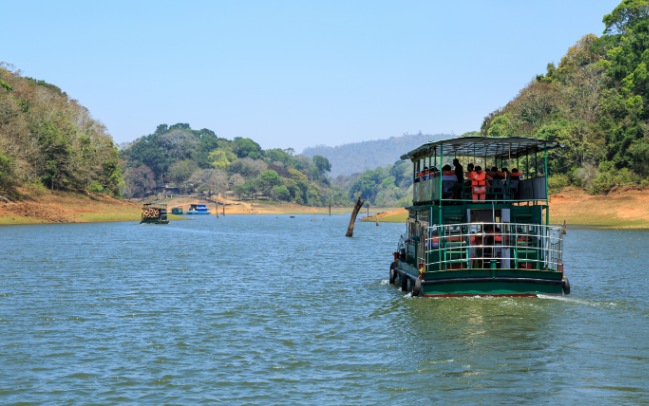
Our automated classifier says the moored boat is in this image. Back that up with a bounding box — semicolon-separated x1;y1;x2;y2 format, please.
187;203;210;215
391;136;570;297
140;203;169;224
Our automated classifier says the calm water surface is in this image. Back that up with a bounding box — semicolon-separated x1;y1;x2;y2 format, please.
1;215;648;404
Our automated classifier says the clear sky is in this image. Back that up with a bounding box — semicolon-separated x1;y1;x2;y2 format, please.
2;0;620;152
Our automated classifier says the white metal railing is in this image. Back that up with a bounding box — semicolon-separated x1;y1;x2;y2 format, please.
418;222;564;272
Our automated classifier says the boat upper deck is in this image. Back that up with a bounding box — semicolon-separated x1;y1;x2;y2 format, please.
402;136;558;206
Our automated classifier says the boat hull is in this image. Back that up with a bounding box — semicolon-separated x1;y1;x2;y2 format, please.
393;263;566;297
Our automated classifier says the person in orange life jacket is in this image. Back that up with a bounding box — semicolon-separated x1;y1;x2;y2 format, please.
471;165;490;201
462;163;475;199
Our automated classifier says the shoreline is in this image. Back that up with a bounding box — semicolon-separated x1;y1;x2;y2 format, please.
1;187;649;229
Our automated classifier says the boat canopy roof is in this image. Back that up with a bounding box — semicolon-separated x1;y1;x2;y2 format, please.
400;136;559;161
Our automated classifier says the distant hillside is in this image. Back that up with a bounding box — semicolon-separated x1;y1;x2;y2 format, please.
302;133;449;177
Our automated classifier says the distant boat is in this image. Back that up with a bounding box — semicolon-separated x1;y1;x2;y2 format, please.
187;203;210;215
140;203;169;224
171;207;183;215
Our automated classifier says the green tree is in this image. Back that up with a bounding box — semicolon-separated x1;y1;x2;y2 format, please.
208;148;237;170
258;170;282;196
0;147;16;195
487;114;514;137
232;137;262;159
603;0;649;35
312;155;331;174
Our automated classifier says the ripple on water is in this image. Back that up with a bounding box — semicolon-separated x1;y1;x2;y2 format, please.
0;220;648;403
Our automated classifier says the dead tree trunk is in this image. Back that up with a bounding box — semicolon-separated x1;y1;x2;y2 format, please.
345;195;364;237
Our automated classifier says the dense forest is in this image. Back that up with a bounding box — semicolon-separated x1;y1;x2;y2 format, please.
0;63;121;199
481;0;649;193
118;123;342;206
1;1;647;209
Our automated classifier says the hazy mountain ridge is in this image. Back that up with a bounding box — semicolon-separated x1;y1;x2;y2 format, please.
302;133;449;177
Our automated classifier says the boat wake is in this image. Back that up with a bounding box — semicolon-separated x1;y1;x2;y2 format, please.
537;294;618;307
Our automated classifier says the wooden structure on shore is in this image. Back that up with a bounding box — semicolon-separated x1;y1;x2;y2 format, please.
140;203;169;224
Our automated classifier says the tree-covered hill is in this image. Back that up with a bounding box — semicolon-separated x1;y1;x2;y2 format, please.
0;64;121;198
119;124;342;206
481;0;649;193
302;132;447;178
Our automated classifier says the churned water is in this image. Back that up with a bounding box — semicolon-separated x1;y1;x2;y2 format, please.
1;215;648;404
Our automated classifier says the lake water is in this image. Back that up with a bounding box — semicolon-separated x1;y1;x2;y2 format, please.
1;215;648;404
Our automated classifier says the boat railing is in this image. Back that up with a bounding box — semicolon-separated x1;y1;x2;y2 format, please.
418;222;564;272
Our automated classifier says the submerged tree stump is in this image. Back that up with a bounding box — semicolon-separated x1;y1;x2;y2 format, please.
345;195;364;237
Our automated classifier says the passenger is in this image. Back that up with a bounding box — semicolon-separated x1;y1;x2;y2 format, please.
416;165;424;182
453;159;464;183
510;168;523;180
491;166;505;179
452;159;464;199
441;164;456;180
465;163;475;181
463;163;475;199
501;167;510;179
471;165;489;201
509;168;522;199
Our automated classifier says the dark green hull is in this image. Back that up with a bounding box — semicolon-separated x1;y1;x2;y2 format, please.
392;262;567;297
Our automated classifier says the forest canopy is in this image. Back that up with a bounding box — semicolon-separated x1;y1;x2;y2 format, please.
118;124;341;206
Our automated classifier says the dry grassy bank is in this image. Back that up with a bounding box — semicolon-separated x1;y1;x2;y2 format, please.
2;187;648;228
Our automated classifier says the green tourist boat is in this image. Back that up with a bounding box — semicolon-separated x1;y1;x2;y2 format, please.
390;136;570;297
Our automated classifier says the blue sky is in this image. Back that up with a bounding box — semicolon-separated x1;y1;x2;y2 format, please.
2;0;620;152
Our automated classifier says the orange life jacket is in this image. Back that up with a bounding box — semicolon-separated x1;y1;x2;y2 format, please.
471;171;488;186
